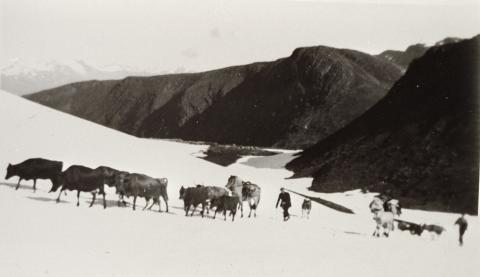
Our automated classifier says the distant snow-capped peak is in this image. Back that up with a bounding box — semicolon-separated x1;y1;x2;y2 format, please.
0;59;155;76
0;59;160;95
1;59;92;76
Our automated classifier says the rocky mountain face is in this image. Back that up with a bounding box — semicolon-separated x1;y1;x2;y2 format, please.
287;36;479;214
1;59;153;95
26;46;401;149
377;44;428;71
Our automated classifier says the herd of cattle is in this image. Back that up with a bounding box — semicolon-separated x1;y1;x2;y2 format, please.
369;195;446;238
4;158;451;233
4;158;263;221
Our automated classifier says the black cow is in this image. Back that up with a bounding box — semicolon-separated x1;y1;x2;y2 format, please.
51;165;107;209
179;186;210;217
212;195;241;222
5;158;63;192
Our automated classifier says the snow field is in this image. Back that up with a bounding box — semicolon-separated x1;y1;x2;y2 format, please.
0;90;478;277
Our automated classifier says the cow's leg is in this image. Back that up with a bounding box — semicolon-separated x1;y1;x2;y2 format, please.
56;188;64;203
89;192;96;207
224;210;227;221
185;205;190;216
147;198;156;210
205;201;210;215
15;178;22;190
200;203;205;218
191;205;197;216
117;194;122;207
232;210;236;222
157;198;162;212
33;179;37;192
240;202;243;218
213;209;217;219
102;190;106;209
132;196;137;211
77;190;81;206
381;223;389;237
118;194;127;206
143;198;150;210
162;195;168;213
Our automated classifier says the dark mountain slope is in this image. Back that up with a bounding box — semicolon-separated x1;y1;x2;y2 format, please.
287;36;479;214
27;64;267;135
160;47;401;148
26;45;401;149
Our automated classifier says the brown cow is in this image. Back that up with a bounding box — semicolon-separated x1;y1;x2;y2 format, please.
119;173;168;212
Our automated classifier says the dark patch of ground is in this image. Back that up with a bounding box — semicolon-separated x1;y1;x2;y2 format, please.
201;144;279;166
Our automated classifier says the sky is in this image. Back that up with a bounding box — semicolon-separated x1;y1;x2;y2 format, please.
1;0;479;72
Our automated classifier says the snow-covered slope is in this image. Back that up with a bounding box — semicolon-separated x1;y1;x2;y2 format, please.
0;90;478;277
1;59;155;95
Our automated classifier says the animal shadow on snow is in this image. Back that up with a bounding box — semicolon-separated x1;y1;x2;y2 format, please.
27;196;69;204
88;198;130;208
0;182;34;191
343;231;365;236
88;199;176;214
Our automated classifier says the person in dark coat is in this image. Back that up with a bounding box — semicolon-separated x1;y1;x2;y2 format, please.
276;188;291;221
455;214;468;246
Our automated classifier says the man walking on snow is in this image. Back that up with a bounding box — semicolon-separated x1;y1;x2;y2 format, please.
276;188;291;221
455;213;468;246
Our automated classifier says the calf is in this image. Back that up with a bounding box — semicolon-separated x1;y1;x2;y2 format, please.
301;199;312;219
422;224;445;239
5;158;63;192
52;165;107;208
212;195;241;222
120;173;168;212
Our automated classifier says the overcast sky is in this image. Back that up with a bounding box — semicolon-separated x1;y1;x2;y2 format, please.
1;0;479;72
